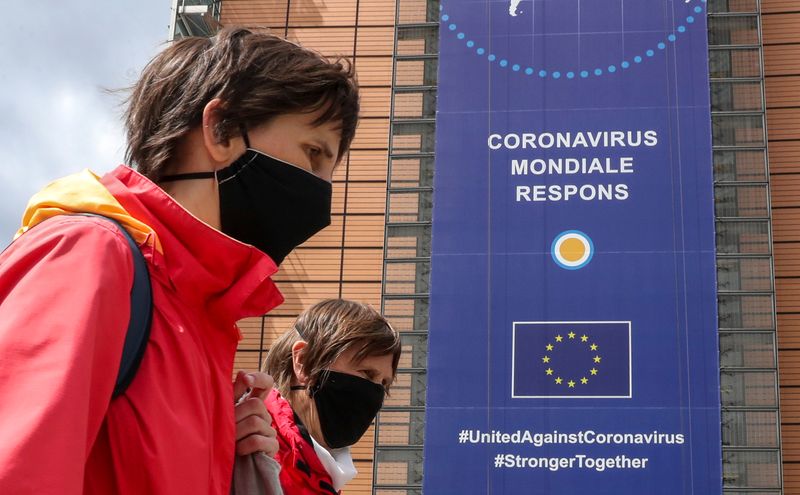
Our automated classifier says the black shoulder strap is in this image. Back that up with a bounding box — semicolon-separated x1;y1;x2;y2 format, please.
6;214;153;398
75;214;153;398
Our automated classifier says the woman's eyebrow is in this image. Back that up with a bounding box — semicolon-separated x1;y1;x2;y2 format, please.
312;137;335;160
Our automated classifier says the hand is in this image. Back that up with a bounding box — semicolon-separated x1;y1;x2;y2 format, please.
233;371;279;457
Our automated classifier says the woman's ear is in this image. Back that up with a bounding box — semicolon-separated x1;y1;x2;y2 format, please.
201;98;241;164
291;340;309;385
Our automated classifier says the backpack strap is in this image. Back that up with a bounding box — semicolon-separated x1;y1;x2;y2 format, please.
74;214;153;398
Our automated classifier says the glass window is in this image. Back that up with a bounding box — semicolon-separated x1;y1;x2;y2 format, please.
390;156;435;188
723;491;782;495
398;0;440;24
708;0;759;13
393;89;438;119
377;409;426;446
710;48;762;78
179;0;214;6
385;260;432;295
392;121;437;154
722;450;781;488
395;58;439;87
713;114;765;147
715;220;771;255
375;448;424;486
383;297;430;330
714;185;769;218
720;371;777;407
388;190;434;223
722;411;779;448
397;25;439;56
718;294;775;330
717;257;772;292
383;371;427;408
712;81;763;112
719;332;776;368
386;224;433;258
714;150;767;182
708;16;760;46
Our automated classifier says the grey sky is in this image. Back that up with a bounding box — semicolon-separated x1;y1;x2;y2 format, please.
0;1;173;247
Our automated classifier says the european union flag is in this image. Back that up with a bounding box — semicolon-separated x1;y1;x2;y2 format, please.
512;321;631;398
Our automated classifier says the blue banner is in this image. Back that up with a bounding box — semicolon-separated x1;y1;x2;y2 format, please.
423;1;721;493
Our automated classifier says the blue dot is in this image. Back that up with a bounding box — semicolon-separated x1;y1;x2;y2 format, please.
442;14;449;21
467;40;474;47
580;70;589;78
694;6;702;12
567;71;575;79
499;59;508;67
608;65;617;73
634;55;643;63
646;50;654;57
621;61;630;69
477;48;485;55
658;42;666;50
687;16;695;23
701;0;706;3
552;71;561;79
448;24;456;31
539;70;547;77
457;32;465;39
668;34;677;42
594;68;603;76
525;67;534;75
488;54;496;61
678;25;686;33
512;64;520;71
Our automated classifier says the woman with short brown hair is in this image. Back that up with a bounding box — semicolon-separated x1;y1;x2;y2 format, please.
263;299;401;494
0;27;358;494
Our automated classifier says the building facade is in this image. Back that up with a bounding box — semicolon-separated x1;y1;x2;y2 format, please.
169;0;799;493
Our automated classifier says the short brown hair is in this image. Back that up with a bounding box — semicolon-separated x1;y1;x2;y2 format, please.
124;27;359;181
264;299;401;396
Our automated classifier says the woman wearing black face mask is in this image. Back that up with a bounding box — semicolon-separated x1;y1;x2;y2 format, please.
263;299;401;494
0;28;358;494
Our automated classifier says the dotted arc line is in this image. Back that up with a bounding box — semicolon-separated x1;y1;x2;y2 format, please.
441;0;707;80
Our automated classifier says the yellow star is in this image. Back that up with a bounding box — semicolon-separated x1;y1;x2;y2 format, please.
545;344;554;351
590;368;598;375
568;332;576;339
568;380;576;388
590;344;598;351
555;377;563;384
594;355;602;363
581;335;589;342
555;335;563;342
542;356;551;363
581;377;588;384
545;368;554;375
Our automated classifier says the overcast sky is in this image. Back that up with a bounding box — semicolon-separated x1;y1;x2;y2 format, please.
0;2;173;247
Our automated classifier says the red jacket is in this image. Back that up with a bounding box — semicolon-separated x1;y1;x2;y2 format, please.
265;389;339;495
0;166;283;494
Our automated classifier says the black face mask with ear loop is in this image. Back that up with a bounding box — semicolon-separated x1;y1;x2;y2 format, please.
289;326;386;449
160;130;332;265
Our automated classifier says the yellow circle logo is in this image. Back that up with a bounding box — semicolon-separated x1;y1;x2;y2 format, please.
551;230;594;270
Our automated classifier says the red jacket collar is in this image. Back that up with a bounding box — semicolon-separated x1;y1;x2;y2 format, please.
101;166;284;327
266;390;338;494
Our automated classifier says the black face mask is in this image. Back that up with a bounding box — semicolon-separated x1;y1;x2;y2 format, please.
161;132;332;265
293;370;385;449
